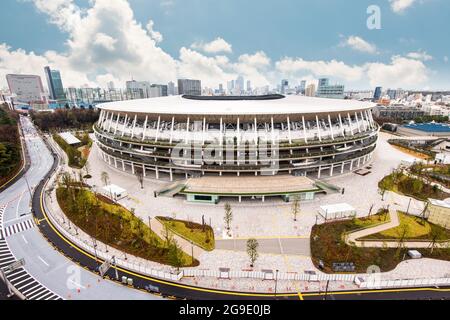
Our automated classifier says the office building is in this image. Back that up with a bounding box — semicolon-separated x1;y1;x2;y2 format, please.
316;78;344;99
178;79;202;96
44;66;66;101
6;74;45;103
305;84;316;97
281;79;289;94
373;87;383;102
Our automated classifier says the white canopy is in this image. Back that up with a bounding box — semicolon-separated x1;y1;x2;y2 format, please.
319;203;356;220
102;184;127;200
59;132;81;145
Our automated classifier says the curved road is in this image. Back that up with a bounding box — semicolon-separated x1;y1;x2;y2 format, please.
0;115;159;300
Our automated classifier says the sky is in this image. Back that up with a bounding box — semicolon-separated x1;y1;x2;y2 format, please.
0;0;449;91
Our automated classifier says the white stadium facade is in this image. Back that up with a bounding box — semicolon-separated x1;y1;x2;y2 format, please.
94;95;378;190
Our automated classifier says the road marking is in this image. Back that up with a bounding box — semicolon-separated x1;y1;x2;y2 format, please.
68;279;86;290
38;256;50;267
22;235;28;244
16;190;26;219
297;291;304;300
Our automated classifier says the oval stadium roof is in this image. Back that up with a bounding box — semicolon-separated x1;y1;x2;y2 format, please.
97;95;374;116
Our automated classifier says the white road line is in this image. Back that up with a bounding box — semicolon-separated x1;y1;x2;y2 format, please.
22;235;28;244
68;279;86;290
15;190;26;219
37;256;50;267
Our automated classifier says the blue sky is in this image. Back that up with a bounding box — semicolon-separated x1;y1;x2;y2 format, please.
0;0;449;90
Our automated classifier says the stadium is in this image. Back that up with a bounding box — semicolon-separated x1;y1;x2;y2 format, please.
93;94;378;203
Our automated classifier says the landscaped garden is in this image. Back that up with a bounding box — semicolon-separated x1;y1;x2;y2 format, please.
53;132;92;169
379;169;450;200
56;175;198;268
156;217;215;251
310;212;450;273
363;212;450;241
0;105;22;186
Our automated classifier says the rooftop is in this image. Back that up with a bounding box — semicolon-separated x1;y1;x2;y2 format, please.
403;123;450;133
181;175;321;196
59;132;81;145
97;94;374;116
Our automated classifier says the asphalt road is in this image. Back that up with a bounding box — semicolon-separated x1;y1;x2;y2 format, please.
0;115;159;300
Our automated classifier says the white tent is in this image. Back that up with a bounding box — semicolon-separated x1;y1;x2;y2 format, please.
102;184;127;201
319;203;356;220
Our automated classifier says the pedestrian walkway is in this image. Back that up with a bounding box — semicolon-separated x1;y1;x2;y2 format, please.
216;237;311;257
345;210;450;248
1;219;35;239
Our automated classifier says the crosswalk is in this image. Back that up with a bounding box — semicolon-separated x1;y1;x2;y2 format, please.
1;219;36;239
0;205;62;300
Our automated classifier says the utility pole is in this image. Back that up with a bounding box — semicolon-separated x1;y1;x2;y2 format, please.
324;280;330;300
406;198;412;215
112;256;119;280
148;216;152;231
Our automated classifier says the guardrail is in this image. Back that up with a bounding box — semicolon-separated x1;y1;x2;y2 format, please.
358;277;450;289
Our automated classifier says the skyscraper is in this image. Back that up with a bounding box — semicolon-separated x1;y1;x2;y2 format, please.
305;84;316;97
281;79;289;94
178;79;202;96
246;80;252;93
44;66;66;101
373;87;383;102
168;81;176;95
235;76;244;93
299;80;307;95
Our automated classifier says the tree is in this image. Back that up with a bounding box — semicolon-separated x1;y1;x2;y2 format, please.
291;195;300;222
101;171;110;187
168;240;184;271
246;238;259;268
223;203;233;235
135;168;144;189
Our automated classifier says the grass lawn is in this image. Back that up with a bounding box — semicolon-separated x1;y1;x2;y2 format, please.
353;211;390;229
311;213;450;273
156;217;215;251
56;187;198;267
363;212;450;241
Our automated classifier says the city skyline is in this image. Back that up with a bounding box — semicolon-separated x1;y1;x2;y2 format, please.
0;0;449;91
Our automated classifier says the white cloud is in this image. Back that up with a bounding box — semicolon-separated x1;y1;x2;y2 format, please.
365;56;429;88
191;38;233;54
343;36;377;54
276;58;364;82
406;50;433;61
146;20;163;43
389;0;416;13
276;55;429;89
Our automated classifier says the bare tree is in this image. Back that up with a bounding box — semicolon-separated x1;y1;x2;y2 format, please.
224;203;233;235
246;238;259;268
291;195;300;222
135;168;144;189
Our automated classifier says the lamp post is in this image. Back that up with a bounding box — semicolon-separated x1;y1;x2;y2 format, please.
274;269;279;298
148;216;152;231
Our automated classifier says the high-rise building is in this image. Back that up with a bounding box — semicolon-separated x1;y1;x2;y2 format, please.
373;87;383;102
299;80;307;95
6;74;45;103
44;66;66;101
151;84;168;97
246;80;252;93
281;79;289;94
178;79;202;96
168;81;176;95
218;83;224;94
305;84;316;97
316;78;344;99
235;76;245;93
107;81;115;91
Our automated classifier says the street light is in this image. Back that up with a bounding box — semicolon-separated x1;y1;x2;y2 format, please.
274;269;279;298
